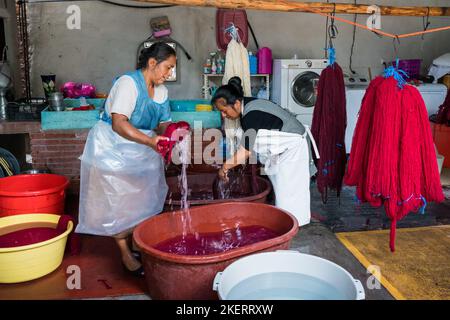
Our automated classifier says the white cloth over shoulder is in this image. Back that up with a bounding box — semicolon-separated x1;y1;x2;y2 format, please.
75;121;168;236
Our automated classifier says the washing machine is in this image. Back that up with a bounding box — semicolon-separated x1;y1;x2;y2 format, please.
345;82;448;153
272;59;329;126
345;84;368;153
417;83;448;116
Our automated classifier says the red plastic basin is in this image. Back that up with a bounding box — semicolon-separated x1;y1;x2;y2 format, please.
0;174;69;217
134;202;299;300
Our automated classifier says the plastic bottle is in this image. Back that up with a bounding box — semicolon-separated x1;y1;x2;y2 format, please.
217;59;223;74
249;51;258;74
220;57;226;74
257;47;272;74
216;51;224;74
257;86;267;99
211;59;217;74
204;58;211;74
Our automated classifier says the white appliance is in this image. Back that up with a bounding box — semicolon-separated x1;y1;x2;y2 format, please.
417;83;448;115
272;59;329;126
345;84;368;154
343;72;370;86
345;83;448;153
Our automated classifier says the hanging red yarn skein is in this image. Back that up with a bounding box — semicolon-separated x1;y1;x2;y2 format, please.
311;62;347;201
344;70;444;252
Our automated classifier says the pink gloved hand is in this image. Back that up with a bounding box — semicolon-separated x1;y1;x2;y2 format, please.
157;121;191;164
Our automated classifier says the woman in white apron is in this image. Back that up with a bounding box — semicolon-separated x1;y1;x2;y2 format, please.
76;42;176;276
212;77;319;226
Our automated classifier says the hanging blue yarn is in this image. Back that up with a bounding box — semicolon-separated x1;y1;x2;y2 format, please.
224;24;239;41
328;47;336;66
394;193;427;215
419;196;427;215
383;59;409;89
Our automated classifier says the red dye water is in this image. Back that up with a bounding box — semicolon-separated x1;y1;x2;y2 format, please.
0;227;62;248
154;225;280;255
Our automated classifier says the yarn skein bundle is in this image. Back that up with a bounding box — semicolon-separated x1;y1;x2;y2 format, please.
311;61;347;201
344;67;444;252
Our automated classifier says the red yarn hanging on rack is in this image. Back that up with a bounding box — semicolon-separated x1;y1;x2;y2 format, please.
344;76;444;252
311;62;347;201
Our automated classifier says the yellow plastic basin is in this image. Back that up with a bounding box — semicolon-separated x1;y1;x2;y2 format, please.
195;104;213;112
0;214;73;283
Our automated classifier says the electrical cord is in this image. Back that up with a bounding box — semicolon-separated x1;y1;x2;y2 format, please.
247;18;259;50
327;3;338;49
164;37;192;60
136;34;154;68
349;0;357;74
324;0;329;59
25;0;176;8
136;35;192;69
100;0;176;9
421;7;431;40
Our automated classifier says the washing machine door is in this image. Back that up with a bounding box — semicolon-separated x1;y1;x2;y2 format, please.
287;70;320;126
291;71;319;108
288;70;320;113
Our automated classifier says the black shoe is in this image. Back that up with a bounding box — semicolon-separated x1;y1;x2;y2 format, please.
131;250;142;263
122;263;145;278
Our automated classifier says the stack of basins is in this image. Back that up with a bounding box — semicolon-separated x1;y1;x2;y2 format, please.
0;174;72;283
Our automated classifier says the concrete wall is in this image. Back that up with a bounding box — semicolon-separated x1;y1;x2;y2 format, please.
25;0;450;99
1;0;20;95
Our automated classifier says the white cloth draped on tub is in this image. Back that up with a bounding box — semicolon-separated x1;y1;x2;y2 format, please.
253;127;319;226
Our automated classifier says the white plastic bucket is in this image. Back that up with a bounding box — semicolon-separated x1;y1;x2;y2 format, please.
213;250;365;300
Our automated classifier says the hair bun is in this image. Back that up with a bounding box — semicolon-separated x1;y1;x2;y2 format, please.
228;76;242;88
227;76;244;97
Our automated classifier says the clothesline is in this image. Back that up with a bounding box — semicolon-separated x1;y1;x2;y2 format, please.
306;7;450;39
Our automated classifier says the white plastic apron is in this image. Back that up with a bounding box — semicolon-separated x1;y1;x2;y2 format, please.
253;127;319;226
75;121;168;236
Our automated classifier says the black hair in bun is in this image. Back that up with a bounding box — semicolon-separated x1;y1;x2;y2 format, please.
228;77;244;97
137;41;176;70
211;76;244;106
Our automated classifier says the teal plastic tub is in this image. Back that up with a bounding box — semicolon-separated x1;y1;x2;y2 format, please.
40;98;105;131
63;98;105;110
170;100;221;129
170;99;209;112
41;99;222;130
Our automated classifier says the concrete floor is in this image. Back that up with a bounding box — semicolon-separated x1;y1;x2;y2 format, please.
86;171;450;300
93;222;393;300
102;187;445;300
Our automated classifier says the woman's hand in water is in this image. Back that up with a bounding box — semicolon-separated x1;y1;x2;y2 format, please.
148;136;169;151
218;166;229;182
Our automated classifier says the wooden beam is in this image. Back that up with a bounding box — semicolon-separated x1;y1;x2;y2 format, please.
136;0;450;16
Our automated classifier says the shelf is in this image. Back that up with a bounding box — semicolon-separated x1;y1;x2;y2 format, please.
202;74;270;100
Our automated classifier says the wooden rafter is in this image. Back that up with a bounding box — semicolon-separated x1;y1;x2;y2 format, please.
136;0;450;17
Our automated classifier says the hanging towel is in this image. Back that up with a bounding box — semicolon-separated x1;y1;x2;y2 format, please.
222;38;251;154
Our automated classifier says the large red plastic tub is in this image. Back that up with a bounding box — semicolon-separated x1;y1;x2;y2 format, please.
133;202;298;300
0;174;69;217
165;173;271;210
